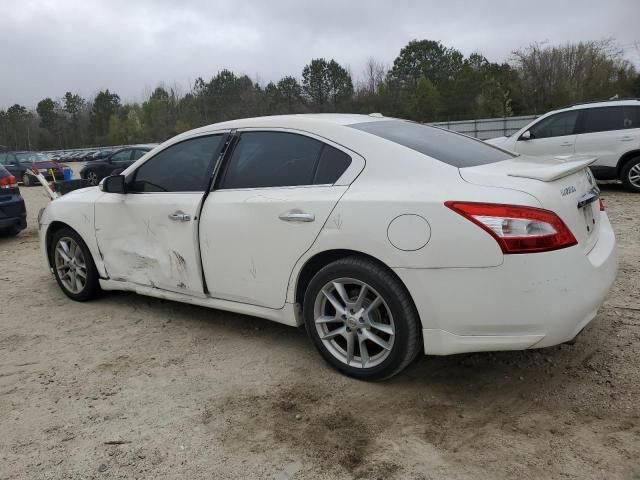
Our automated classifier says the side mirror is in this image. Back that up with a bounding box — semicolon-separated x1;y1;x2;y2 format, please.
520;130;532;141
100;174;127;193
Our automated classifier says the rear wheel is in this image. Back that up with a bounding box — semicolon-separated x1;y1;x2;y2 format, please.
22;173;32;186
303;256;421;380
50;227;101;301
621;157;640;193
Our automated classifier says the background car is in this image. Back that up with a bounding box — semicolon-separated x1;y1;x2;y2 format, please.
0;151;65;186
0;164;26;236
79;146;154;185
486;99;640;192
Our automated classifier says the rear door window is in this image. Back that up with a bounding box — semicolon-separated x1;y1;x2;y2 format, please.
219;131;323;189
350;120;513;168
581;106;640;133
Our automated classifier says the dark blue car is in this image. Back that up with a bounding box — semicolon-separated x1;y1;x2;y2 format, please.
0;165;27;236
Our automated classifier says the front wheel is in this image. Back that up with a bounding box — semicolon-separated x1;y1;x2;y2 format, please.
50;227;101;301
621;157;640;193
303;257;421;380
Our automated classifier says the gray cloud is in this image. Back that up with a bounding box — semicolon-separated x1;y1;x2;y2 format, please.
1;0;638;108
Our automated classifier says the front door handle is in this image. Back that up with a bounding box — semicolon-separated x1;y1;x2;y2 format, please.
559;142;574;147
169;210;191;222
279;210;315;223
619;136;633;142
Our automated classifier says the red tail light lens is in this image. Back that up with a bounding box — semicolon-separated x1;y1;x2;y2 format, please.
599;198;605;211
445;201;578;254
0;175;18;189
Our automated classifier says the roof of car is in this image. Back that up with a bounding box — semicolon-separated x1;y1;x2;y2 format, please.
559;98;640;112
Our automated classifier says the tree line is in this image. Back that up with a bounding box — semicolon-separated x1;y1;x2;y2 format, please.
1;39;638;151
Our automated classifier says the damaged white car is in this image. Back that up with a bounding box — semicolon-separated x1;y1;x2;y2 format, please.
39;114;617;380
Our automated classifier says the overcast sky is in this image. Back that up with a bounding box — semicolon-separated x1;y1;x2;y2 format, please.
1;0;638;108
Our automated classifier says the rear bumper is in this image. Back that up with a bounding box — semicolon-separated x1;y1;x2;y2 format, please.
0;197;27;231
394;213;618;355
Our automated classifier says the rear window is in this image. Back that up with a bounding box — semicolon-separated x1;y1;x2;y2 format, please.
350;120;514;167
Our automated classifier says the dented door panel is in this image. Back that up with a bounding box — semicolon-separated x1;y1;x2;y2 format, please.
95;192;206;296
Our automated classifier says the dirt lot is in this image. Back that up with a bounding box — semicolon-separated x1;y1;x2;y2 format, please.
1;177;639;480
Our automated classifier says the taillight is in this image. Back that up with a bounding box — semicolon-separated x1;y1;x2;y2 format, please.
0;175;18;189
599;198;605;211
445;201;578;254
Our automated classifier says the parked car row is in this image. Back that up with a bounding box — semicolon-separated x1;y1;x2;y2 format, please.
487;98;640;192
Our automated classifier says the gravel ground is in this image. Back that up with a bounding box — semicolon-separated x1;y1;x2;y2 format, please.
1;174;639;479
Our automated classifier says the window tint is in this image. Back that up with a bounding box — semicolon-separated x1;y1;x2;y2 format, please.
581;106;640;133
0;153;7;165
220;132;323;189
528;111;578;139
131;135;222;192
110;150;132;163
313;145;352;184
350;120;513;168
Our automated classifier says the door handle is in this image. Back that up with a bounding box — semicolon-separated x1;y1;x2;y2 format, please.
279;210;315;223
168;210;191;222
619;136;633;142
559;142;573;147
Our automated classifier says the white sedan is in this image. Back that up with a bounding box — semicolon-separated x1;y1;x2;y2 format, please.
39;114;617;380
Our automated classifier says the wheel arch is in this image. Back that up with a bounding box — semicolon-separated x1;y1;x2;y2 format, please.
616;149;640;175
293;248;422;326
45;221;99;271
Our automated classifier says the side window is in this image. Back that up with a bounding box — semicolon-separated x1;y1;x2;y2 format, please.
131;149;147;160
0;153;6;165
528;111;579;139
581;107;637;133
313;145;352;184
131;135;222;192
110;150;132;164
220;132;323;189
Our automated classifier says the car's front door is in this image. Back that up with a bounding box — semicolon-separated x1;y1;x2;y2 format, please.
94;134;225;296
199;129;361;309
514;110;579;157
575;106;640;168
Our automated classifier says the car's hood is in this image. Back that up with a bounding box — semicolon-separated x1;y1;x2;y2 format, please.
33;161;62;169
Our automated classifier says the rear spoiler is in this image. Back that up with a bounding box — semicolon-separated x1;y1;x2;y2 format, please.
507;156;597;182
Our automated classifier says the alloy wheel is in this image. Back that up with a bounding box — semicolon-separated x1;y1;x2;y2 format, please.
54;236;88;294
313;278;395;369
628;163;640;189
87;172;99;186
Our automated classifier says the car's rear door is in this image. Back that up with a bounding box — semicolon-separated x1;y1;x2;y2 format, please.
575;106;640;169
514;110;579;157
94;134;226;296
199;129;362;309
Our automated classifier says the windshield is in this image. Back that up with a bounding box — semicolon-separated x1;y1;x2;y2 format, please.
350;120;515;168
16;152;48;163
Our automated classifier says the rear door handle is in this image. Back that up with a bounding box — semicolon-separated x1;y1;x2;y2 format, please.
168;210;191;222
279;210;315;223
619;136;633;142
559;142;574;147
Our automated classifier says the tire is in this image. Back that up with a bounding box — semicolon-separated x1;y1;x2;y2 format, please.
620;157;640;193
303;256;421;380
22;173;32;186
50;227;101;301
86;171;100;186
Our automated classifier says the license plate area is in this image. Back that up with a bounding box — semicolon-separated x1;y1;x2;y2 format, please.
582;203;596;236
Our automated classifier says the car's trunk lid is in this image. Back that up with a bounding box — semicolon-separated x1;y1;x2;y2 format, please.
460;155;601;254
